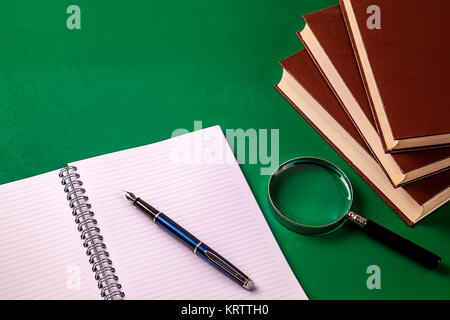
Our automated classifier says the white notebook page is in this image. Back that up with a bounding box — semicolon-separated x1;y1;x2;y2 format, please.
0;170;98;299
72;126;307;299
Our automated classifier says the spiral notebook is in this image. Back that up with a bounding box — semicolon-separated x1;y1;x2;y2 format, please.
0;126;307;300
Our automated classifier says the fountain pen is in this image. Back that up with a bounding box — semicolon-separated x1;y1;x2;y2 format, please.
123;191;254;290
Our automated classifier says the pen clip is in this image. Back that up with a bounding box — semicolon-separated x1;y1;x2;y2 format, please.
204;250;247;283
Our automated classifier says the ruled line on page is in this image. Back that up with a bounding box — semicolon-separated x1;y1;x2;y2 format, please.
0;170;99;300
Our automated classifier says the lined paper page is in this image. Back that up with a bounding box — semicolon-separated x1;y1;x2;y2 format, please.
0;170;99;299
72;126;307;299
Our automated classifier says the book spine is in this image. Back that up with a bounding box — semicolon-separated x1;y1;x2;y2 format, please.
59;167;125;300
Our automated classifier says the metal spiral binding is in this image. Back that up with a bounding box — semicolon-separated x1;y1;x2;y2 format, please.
59;166;125;300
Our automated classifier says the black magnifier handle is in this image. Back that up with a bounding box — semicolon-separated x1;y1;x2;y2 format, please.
347;212;441;270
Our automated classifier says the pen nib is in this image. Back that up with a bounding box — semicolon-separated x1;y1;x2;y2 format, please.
123;190;137;201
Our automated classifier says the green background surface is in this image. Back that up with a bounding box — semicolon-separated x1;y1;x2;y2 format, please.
0;0;448;299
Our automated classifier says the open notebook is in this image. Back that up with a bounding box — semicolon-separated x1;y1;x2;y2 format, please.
0;126;307;300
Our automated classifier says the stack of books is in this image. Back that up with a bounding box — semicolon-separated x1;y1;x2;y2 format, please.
276;0;449;225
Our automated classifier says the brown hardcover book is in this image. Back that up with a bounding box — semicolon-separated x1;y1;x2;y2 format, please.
339;0;450;152
275;50;449;225
298;5;450;186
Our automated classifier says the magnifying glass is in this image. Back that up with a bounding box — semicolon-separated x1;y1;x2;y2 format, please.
268;157;441;270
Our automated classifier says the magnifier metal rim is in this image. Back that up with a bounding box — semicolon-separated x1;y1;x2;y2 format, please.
268;157;353;235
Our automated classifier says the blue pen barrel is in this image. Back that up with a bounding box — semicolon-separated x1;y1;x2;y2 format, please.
154;213;200;250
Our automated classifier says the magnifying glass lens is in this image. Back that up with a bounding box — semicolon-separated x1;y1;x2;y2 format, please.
269;162;352;227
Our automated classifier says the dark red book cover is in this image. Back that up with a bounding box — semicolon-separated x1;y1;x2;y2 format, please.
298;5;449;183
340;0;450;151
